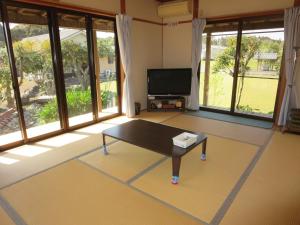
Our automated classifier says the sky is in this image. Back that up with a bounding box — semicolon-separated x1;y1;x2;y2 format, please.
96;31;114;38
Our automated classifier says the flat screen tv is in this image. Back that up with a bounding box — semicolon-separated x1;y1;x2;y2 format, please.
147;68;192;96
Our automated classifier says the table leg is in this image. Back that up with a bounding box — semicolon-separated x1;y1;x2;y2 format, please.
201;138;207;161
102;134;109;155
172;156;181;184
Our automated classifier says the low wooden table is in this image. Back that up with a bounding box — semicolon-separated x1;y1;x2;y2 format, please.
102;119;207;184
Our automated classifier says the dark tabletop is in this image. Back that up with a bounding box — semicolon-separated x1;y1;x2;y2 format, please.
102;119;207;157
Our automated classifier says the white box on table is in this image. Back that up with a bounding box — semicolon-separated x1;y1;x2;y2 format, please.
172;132;198;148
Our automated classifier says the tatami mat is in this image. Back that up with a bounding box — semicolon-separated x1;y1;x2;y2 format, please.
132;134;258;223
0;129;115;189
219;132;300;225
79;141;165;182
135;111;181;123
1;160;203;225
0;205;15;225
162;114;271;146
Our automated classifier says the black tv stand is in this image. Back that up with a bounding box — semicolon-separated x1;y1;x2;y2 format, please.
147;96;185;112
154;96;181;100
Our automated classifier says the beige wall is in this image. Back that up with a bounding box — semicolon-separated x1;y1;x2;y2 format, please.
199;0;294;18
61;0;161;22
127;0;161;23
132;21;163;109
163;15;192;68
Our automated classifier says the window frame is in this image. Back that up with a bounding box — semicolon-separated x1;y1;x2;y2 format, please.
199;15;284;122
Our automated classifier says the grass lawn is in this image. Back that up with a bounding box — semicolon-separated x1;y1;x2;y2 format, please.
199;72;279;116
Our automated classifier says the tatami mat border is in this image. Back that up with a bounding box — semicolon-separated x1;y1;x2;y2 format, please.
76;159;210;225
210;131;274;225
0;194;27;225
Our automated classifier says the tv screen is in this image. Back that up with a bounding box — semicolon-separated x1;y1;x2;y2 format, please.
147;68;192;96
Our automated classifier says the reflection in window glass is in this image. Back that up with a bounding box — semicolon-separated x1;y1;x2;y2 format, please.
8;6;61;138
0;13;22;145
93;18;119;118
58;13;93;126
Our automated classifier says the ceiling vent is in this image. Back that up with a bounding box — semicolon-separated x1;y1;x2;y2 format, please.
157;0;192;18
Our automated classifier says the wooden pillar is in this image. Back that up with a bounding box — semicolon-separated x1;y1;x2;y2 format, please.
193;0;199;19
274;54;286;126
203;33;211;106
120;0;126;14
120;65;125;107
295;0;300;6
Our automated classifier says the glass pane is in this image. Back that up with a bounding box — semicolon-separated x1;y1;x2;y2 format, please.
235;28;283;117
58;13;93;126
93;18;118;118
8;6;61;138
0;14;22;145
200;29;238;111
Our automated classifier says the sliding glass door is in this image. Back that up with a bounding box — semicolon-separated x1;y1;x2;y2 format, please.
199;17;284;120
0;11;22;145
7;5;61;137
234;28;283;117
58;13;94;127
0;1;121;151
200;24;238;111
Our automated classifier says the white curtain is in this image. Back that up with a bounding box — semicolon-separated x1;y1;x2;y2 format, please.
278;7;300;126
187;18;206;110
116;14;135;117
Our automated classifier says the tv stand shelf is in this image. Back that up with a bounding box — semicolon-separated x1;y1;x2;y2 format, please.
147;96;185;112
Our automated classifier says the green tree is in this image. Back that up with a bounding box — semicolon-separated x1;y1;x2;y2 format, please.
1;24;49;108
0;24;48;47
61;38;115;91
11;39;55;96
13;40;44;85
0;47;14;108
98;37;115;58
260;37;283;71
213;36;261;108
10;24;49;42
61;40;90;90
213;37;237;76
